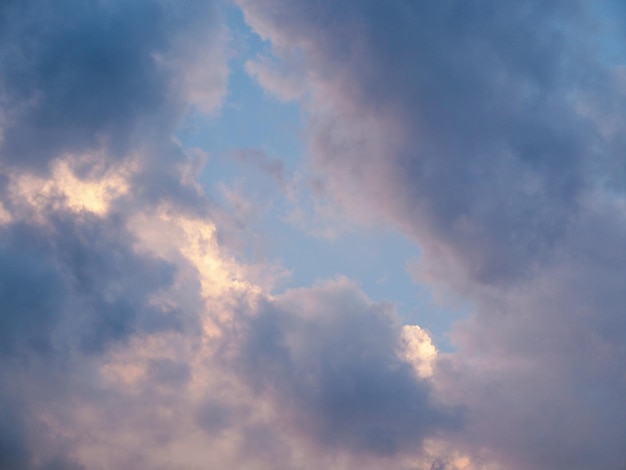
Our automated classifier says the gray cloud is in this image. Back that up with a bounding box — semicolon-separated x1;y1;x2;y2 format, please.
0;0;227;467
0;0;224;170
0;209;194;468
147;357;192;387
239;0;604;285
227;279;462;456
0;398;32;470
0;211;183;356
238;1;626;468
5;0;625;467
0;246;64;356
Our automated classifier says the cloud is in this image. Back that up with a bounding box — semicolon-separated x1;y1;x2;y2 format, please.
239;0;603;285
226;278;462;457
238;1;626;468
4;0;625;468
0;0;227;170
0;0;232;467
0;246;64;356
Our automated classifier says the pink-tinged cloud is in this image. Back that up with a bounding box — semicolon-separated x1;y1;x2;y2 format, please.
222;278;462;457
0;1;473;469
238;1;626;468
3;0;626;469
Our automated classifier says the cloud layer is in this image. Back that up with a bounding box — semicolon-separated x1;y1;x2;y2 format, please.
227;279;461;457
2;0;626;469
239;1;626;468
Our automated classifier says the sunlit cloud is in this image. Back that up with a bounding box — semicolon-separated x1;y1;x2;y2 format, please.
6;156;133;219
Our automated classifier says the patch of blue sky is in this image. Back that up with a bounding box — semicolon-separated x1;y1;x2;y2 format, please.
592;0;626;66
175;1;463;351
177;3;302;179
264;216;461;349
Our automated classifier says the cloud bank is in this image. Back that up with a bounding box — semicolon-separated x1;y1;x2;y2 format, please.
1;0;626;469
239;1;626;468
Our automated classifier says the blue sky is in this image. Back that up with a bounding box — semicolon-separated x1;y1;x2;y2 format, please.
178;3;459;347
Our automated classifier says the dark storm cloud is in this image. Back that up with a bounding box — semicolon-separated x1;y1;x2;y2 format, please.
440;203;626;469
52;214;182;352
0;0;219;169
229;280;461;456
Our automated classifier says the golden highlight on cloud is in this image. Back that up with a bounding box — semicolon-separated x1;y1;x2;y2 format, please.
7;157;133;219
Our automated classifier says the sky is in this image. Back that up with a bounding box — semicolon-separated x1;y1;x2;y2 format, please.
0;1;625;469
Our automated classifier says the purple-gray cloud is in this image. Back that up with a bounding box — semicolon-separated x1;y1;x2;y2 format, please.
3;0;626;468
1;1;458;468
225;279;462;457
0;0;224;170
0;1;227;468
240;0;603;285
239;1;626;468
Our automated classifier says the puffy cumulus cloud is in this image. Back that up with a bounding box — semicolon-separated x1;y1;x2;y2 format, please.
44;275;468;470
237;1;626;468
400;325;437;379
0;201;465;468
0;154;469;469
224;278;461;457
